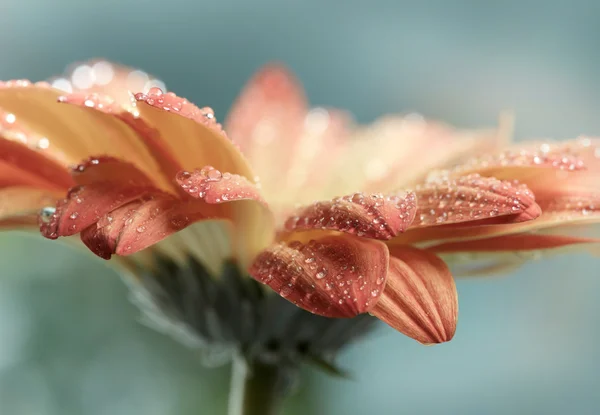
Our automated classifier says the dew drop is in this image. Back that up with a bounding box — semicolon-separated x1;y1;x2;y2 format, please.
39;207;56;223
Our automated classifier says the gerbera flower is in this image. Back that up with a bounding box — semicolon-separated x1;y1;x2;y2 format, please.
1;60;599;413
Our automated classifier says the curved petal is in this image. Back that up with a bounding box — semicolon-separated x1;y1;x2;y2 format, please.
79;195;240;259
175;165;274;269
0;138;73;190
392;193;600;248
39;157;164;239
450;138;588;178
370;246;458;344
131;88;257;180
429;233;599;253
40;184;162;239
1;108;70;165
249;234;389;318
411;174;540;228
176;166;266;204
283;191;417;239
445;138;599;199
0;84;167;186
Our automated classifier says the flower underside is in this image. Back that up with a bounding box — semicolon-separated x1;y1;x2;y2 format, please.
0;60;599;348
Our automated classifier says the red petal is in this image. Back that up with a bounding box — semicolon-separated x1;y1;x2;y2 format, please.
39;157;162;238
175;166;266;204
39;183;161;239
371;246;458;344
284;191;417;239
249;235;389;318
80;199;145;259
412;174;540;228
80;196;225;259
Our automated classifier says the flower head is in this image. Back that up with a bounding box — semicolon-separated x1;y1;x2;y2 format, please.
1;60;599;349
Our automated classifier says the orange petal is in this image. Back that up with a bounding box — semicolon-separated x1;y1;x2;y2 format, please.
370;246;458;344
0;187;62;227
430;233;599;253
411;174;540;228
0;84;169;188
131;88;256;180
283;191;417;239
176;166;266;204
1;108;70;165
446;138;598;198
392;192;600;248
249;235;389;318
0;138;73;190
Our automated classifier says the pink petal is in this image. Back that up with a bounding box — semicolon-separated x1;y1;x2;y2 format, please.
371;246;458;344
412;174;541;228
446;138;600;200
175;166;266;204
284;191;417;240
225;63;307;155
451;139;587;176
354;116;506;194
249;235;389;318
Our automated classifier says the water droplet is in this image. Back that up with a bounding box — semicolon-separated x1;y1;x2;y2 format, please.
148;86;163;96
40;207;56;223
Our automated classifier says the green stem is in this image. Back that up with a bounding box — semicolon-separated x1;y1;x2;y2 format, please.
228;355;293;415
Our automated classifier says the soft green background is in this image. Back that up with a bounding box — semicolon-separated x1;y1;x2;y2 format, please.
1;1;600;414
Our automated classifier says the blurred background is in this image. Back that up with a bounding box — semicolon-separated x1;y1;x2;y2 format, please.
2;0;600;414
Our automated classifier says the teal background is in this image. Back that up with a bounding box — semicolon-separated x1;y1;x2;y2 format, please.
1;1;600;414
